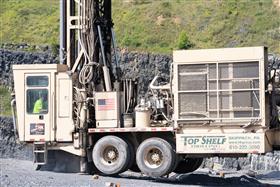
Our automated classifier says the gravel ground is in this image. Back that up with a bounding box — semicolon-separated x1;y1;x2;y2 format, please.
1;158;279;187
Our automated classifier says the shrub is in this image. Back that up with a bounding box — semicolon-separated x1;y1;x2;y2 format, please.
176;31;193;49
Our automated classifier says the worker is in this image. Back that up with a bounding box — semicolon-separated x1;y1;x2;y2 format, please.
33;93;46;114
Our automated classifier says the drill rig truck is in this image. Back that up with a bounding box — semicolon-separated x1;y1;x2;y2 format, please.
11;0;280;177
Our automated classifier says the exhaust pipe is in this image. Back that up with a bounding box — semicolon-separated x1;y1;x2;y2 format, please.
60;0;66;64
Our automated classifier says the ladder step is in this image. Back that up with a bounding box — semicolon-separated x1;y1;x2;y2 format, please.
34;150;46;153
36;162;46;165
34;142;46;145
33;142;47;165
34;146;45;149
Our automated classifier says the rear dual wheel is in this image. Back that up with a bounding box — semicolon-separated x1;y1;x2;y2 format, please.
136;137;177;177
92;136;178;177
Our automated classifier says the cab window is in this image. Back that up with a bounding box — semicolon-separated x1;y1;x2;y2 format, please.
26;89;48;114
27;76;49;87
26;75;49;115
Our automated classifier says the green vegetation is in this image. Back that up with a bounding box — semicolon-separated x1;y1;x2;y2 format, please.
0;0;59;46
177;31;193;49
0;86;11;116
0;0;279;54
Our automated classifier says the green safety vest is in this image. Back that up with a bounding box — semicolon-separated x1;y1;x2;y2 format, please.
33;98;43;113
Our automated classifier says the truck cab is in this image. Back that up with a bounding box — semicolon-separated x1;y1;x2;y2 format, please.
13;64;74;142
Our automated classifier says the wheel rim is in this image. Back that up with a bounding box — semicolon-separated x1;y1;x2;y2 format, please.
101;146;119;165
144;147;163;169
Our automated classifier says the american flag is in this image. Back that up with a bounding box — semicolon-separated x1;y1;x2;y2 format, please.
98;98;115;111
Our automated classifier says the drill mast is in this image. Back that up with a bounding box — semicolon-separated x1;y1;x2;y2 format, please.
61;0;116;91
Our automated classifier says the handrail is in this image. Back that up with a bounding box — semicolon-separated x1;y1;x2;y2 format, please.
11;98;18;139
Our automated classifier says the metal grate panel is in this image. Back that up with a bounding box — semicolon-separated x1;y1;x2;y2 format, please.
177;61;261;121
179;74;207;91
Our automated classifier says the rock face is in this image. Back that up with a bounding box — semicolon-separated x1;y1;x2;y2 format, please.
203;154;280;171
0;47;172;93
119;50;172;93
0;116;32;160
1;46;280;171
0;43;53;52
0;48;58;87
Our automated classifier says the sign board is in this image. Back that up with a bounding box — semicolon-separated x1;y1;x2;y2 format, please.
176;133;266;154
30;123;45;135
95;92;120;128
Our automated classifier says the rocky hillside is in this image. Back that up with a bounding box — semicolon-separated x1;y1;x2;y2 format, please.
0;116;32;159
0;44;171;93
1;0;280;54
0;45;58;87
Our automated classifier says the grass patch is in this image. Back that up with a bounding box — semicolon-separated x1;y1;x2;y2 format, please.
0;0;279;54
0;0;59;46
0;86;11;116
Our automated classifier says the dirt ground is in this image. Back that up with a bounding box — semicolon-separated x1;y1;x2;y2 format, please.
1;158;279;187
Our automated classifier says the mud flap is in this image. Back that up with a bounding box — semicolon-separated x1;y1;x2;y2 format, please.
39;150;80;173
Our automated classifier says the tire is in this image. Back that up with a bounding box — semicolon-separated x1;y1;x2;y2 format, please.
87;161;99;175
129;164;141;172
125;139;135;171
33;164;41;171
92;136;131;176
192;158;203;170
136;137;176;177
168;140;179;173
174;158;204;174
127;140;141;172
